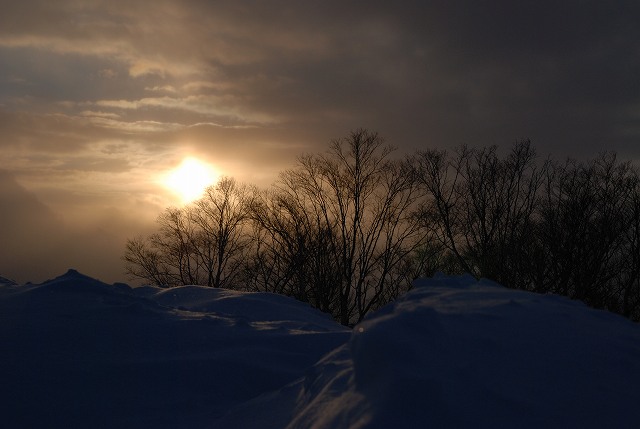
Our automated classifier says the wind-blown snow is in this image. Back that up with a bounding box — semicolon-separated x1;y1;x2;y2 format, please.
2;271;640;428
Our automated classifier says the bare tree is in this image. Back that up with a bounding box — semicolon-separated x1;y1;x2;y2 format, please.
245;187;341;315
123;177;253;288
191;177;254;288
125;133;640;322
413;147;472;274
123;236;173;287
255;129;425;325
415;141;545;288
416;144;640;320
619;175;640;319
536;154;637;310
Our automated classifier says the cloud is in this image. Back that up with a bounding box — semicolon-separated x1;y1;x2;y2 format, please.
80;110;121;119
93;95;282;125
128;59;166;78
99;68;118;79
2;1;638;154
145;85;177;93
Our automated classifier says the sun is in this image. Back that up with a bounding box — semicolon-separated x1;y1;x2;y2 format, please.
162;157;218;203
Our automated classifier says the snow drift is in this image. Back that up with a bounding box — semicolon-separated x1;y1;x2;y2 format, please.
220;274;640;428
2;270;640;428
0;269;348;428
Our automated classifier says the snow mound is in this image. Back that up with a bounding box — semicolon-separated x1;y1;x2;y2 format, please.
139;285;339;331
218;274;640;428
0;270;349;428
0;274;18;287
5;270;640;428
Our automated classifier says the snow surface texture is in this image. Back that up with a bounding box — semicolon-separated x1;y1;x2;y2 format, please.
2;271;640;428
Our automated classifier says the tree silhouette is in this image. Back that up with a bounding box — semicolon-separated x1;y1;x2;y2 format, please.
245;129;425;324
124;177;253;288
124;130;640;323
415;144;640;319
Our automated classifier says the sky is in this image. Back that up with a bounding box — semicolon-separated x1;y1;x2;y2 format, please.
1;0;639;283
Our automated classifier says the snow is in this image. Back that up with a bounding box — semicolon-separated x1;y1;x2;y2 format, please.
0;274;18;287
2;270;640;428
0;269;348;428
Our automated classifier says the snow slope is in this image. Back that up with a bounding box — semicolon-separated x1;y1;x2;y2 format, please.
218;274;640;429
0;269;348;428
2;270;640;428
0;274;18;287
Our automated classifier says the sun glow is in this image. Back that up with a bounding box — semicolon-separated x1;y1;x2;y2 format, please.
162;157;218;203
